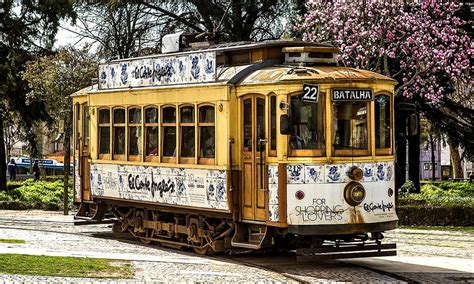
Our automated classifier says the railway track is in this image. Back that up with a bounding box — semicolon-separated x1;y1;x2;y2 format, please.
0;215;412;283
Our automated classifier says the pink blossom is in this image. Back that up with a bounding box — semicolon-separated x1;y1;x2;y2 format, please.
294;1;472;102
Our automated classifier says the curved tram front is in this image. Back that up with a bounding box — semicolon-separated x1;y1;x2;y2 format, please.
73;39;398;258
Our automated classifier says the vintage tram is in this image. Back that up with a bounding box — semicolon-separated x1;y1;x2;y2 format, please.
73;34;397;258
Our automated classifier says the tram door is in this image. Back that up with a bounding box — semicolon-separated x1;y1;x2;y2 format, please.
241;96;267;221
80;103;91;201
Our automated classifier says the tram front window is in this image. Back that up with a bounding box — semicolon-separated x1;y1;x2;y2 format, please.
375;95;391;150
289;95;324;154
333;101;368;154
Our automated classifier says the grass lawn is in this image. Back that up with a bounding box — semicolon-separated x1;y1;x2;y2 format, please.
0;254;133;278
0;239;25;244
401;226;474;233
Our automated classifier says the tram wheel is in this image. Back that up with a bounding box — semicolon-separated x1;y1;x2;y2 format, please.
193;244;210;255
134;210;154;245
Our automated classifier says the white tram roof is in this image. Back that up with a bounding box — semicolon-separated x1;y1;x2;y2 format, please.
73;39;395;96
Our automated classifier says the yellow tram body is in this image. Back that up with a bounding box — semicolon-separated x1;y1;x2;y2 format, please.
73;39;398;257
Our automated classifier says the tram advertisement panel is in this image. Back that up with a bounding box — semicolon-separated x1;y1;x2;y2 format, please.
89;163;228;211
286;161;397;225
98;51;216;90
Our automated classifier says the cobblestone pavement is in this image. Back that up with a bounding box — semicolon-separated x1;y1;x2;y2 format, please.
0;210;472;283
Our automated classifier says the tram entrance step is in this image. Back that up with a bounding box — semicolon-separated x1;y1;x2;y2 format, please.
296;242;396;261
231;223;272;249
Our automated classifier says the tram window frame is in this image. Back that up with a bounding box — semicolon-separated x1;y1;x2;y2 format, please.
374;93;393;156
112;107;126;160
198;104;216;165
161;105;177;163
332;100;371;157
98;108;111;159
269;94;277;157
128;106;142;161
144;106;159;162
179;105;196;164
288;92;325;157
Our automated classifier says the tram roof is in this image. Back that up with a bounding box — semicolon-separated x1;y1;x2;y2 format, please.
72;64;395;97
72;39;396;96
238;65;397;85
107;39;331;63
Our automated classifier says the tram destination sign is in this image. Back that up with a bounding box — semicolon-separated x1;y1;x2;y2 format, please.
332;89;373;101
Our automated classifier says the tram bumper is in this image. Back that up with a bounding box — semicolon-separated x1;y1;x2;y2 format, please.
288;220;398;235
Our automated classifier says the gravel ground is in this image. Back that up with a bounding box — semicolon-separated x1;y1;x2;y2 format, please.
0;210;472;283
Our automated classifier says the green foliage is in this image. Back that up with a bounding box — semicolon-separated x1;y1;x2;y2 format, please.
1;179;73;211
399;181;474;207
0;254;132;278
0;239;26;244
399;180;416;197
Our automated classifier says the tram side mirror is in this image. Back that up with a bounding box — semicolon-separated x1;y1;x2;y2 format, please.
280;115;291;135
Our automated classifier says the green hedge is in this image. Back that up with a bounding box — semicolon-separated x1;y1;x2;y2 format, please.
0;179;73;211
397;206;474;226
397;181;474;226
399;181;474;207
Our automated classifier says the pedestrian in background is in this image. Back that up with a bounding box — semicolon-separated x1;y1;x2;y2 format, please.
33;161;41;182
7;159;17;181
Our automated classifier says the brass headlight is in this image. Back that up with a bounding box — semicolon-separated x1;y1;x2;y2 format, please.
344;181;366;206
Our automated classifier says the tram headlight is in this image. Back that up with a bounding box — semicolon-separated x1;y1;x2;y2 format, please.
344;181;366;206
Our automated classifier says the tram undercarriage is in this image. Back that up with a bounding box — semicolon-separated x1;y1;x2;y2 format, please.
75;201;396;259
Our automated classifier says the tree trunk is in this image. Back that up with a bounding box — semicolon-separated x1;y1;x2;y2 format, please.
408;114;421;193
63;110;72;215
395;106;407;194
430;134;436;181
0;115;6;191
448;136;463;179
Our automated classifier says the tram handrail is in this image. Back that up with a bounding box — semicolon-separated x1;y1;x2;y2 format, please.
259;138;267;192
229;138;234;192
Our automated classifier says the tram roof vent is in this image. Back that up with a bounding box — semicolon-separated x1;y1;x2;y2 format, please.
283;46;339;66
162;32;199;53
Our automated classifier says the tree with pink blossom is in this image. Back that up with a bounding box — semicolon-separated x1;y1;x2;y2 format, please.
295;1;473;183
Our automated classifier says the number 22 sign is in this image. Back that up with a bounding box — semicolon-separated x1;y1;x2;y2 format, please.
301;84;319;103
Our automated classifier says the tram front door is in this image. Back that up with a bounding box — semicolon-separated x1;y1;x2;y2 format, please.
241;96;267;221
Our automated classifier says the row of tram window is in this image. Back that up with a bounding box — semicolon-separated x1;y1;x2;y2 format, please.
287;93;392;156
97;104;215;164
89;93;392;164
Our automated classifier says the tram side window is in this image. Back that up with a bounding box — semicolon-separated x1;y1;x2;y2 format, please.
128;107;142;157
162;106;176;159
289;95;324;154
375;95;391;152
113;108;126;156
269;95;277;154
180;106;195;159
333;101;369;155
98;109;110;155
145;107;159;157
199;105;215;161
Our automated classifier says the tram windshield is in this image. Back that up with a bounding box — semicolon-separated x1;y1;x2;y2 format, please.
333;101;368;153
289;95;324;152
